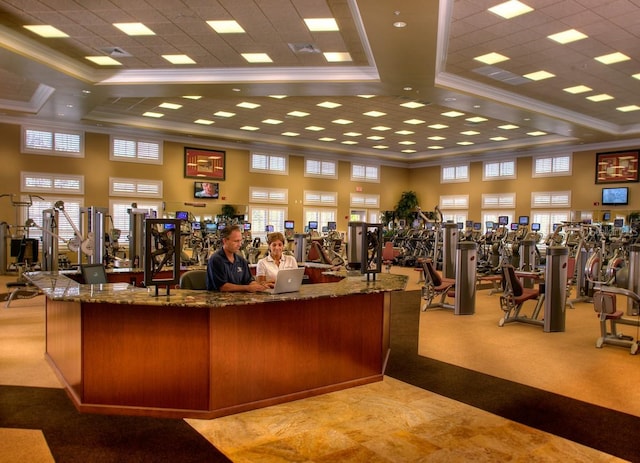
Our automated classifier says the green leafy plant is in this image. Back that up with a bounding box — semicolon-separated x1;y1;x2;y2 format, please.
394;191;419;223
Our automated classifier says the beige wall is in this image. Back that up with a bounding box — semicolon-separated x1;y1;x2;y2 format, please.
0;122;410;231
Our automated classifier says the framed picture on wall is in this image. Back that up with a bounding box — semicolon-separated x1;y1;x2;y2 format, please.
595;150;639;184
184;147;226;180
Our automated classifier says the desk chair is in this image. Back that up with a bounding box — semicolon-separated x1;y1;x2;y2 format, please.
498;265;541;327
421;259;455;311
179;269;207;290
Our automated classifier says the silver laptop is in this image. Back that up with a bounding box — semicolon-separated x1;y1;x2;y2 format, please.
264;267;305;294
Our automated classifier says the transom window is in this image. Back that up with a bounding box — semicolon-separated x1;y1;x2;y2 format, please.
304;158;337;178
249;187;288;204
441;163;469;183
22;126;83;157
250;152;288;174
483;159;516;180
351;163;379;182
109;178;163;198
533;154;571;177
111;136;162;164
481;193;515;209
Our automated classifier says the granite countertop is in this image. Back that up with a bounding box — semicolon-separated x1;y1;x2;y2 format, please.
25;271;408;308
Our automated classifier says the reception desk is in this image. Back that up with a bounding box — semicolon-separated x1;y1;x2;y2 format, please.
28;271;407;419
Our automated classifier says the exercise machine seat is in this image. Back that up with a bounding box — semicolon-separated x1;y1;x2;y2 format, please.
179;270;207;290
421;259;455;311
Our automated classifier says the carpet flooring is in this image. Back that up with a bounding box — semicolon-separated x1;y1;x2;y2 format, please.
385;290;640;463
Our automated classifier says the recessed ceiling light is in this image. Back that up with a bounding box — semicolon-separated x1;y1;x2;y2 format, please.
395;130;414;135
466;117;488;123
242;53;272;63
207;20;245;33
498;124;519;129
214;111;236;118
332;119;353;124
401;149;417;153
143;112;164;118
442;111;465;117
317;101;341;109
595;52;630;65
85;56;122;65
393;21;407;28
563;85;592;94
304;18;339;32
586;94;614;102
428;146;444;150
324;52;352;62
372;126;392;131
237;101;261;109
162;55;195;64
490;136;509;141
287;111;309;117
305;126;324;131
367;136;385;140
523;70;555;81
428;136;446;140
240;126;260;131
268;95;288;99
282;132;299;137
344;132;362;137
527;131;547;136
457;141;474;145
341;140;358;145
194;119;214;125
399;141;416;145
616;105;640;112
318;137;336;142
183;95;202;100
363;111;386;117
474;52;509;65
488;0;534;19
428;124;448;129
262;119;283;124
159;102;183;109
548;29;587;44
357;95;376;98
113;22;155;36
400;101;425;109
461;130;480;135
632;73;640;81
374;145;390;150
23;25;68;37
404;119;426;125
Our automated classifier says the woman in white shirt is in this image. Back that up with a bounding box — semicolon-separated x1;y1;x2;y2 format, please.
256;232;299;284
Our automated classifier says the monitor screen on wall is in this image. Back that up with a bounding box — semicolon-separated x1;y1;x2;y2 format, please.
194;181;219;199
601;187;628;206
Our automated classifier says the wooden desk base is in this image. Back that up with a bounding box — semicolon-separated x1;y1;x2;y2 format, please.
46;292;390;419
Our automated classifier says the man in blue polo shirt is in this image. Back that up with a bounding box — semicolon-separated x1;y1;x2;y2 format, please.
206;224;269;292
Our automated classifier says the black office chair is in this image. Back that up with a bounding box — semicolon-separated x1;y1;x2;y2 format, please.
179;270;207;290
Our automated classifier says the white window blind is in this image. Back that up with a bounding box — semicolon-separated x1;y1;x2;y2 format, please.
440;195;469;209
351;163;379;182
22;126;83;157
111;136;162;164
24;196;83;247
250;152;288;174
249;206;287;240
304;208;337;230
483;160;516;180
350;193;380;208
109;177;162;198
531;191;571;208
441;163;469;182
305;158;337;178
21;172;84;195
481;193;515;209
304;190;338;206
249;187;288;204
532;211;571;237
533;154;572;177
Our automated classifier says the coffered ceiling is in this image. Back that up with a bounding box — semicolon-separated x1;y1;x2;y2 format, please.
0;0;639;165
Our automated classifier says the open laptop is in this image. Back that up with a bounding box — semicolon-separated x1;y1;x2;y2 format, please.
264;267;305;294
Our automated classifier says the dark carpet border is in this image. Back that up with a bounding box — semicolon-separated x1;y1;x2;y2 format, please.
386;290;639;463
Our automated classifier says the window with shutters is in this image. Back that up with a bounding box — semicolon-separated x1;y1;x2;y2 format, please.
22;126;83;157
21;171;84;195
441;211;468;225
440;195;468;209
351;163;379;182
111;136;162;164
249;187;288;204
304;190;337;207
533;154;572;177
250;152;288;174
481;211;515;232
22;196;83;247
109;177;162;198
350;193;379;209
531;211;571;238
531;191;571;208
304;208;337;231
441;163;469;183
483;159;516;180
481;193;515;209
304;157;337;178
110;200;162;244
249;206;288;241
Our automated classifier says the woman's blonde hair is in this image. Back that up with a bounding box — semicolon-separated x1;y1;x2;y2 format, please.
267;231;286;245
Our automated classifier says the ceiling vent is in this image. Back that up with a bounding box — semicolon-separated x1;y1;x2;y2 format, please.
288;43;322;54
100;47;132;58
473;66;529;86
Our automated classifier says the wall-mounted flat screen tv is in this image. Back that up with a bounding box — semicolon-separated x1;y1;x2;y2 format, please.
601;187;628;206
284;220;295;230
194;181;219;199
498;216;509;225
518;216;529;225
